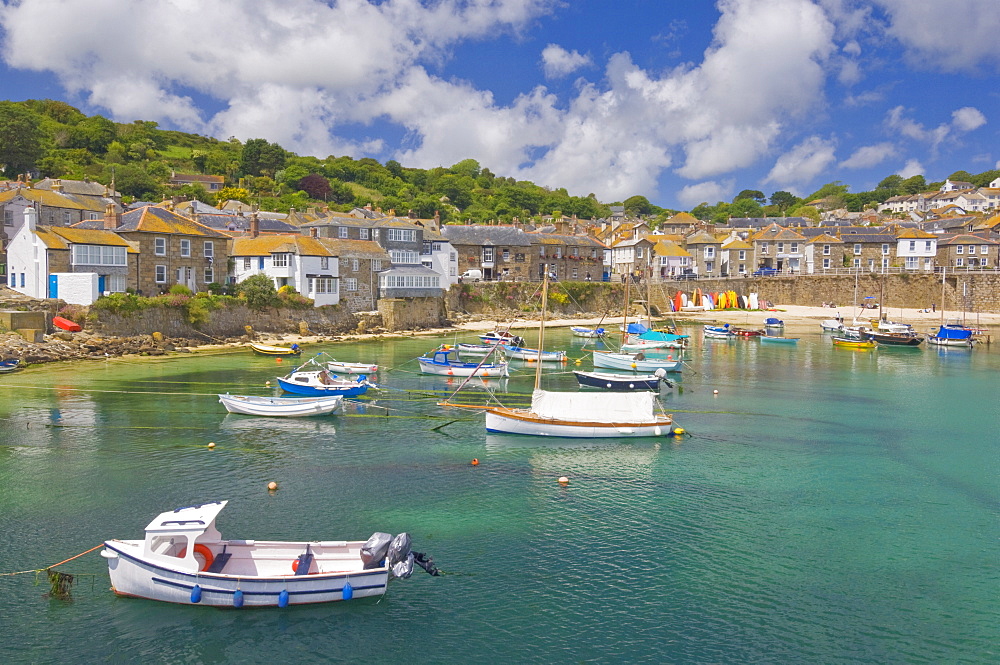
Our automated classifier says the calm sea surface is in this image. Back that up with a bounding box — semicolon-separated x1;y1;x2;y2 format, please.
1;326;997;664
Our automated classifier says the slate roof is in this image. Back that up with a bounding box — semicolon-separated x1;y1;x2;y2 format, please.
749;223;807;241
529;232;606;249
34;178;114;197
95;206;230;238
0;187;114;213
652;240;691;257
316;238;391;260
937;234;997;245
838;234;896;243
685;231;721;244
441;225;532;246
198;214;299;234
806;233;843;244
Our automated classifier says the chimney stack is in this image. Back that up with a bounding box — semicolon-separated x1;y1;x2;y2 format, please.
250;212;260;238
103;203;121;230
24;206;37;232
51;179;63;192
310;227;319;238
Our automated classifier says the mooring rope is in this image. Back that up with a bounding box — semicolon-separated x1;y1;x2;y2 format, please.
0;544;104;577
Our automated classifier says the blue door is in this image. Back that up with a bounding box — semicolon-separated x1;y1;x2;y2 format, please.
48;275;58;298
98;275;106;294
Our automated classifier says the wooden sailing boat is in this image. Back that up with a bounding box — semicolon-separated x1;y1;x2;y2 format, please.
442;269;678;438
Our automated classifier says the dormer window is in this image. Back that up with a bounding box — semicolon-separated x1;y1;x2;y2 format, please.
339;227;348;238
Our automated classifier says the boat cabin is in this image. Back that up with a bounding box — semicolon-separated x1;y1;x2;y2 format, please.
142;501;227;573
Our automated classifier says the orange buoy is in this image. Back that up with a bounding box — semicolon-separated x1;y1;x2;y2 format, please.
471;458;479;466
267;481;278;491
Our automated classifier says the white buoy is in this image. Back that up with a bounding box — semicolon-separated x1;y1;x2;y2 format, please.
713;389;719;395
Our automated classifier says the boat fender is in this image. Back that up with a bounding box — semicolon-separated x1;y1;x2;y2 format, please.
178;544;215;572
190;585;202;604
233;589;244;608
342;582;353;600
278;590;289;608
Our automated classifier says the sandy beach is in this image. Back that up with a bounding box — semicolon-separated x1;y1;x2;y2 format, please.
230;302;1000;352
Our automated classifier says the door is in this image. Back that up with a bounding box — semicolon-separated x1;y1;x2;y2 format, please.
98;275;106;294
48;275;58;298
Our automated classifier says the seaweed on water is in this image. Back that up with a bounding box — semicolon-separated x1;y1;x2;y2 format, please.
46;569;75;600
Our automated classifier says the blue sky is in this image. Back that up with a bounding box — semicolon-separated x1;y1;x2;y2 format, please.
1;0;998;210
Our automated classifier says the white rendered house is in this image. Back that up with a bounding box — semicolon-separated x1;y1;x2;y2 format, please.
231;235;340;307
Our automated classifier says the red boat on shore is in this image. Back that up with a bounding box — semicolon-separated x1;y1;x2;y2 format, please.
53;316;82;332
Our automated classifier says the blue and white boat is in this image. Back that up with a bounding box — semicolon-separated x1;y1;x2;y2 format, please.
574;369;671;391
501;344;567;362
277;359;371;397
592;350;682;372
0;358;21;373
101;501;431;607
703;324;735;339
764;317;784;329
571;326;606;338
418;347;510;377
927;324;975;348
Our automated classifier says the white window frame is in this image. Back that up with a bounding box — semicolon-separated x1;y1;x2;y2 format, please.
154;237;166;256
204;266;214;284
320;257;329;270
956;245;964;254
313;277;336;294
344;277;358;291
360;228;369;240
180;239;191;257
822;258;831;269
738;250;746;261
981;245;989;255
204;241;214;259
273;253;289;267
881;244;889;255
853;244;862;255
155;265;167;283
822;245;830;256
372;260;382;271
352;259;359;271
339;227;348;238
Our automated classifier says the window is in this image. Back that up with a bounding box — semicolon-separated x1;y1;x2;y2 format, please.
63;210;71;224
956;257;964;266
853;244;862;255
484;246;495;262
204;241;214;259
981;245;989;254
344;278;358;291
372;260;382;271
4;209;12;226
360;228;369;240
881;244;889;255
636;247;643;258
704;247;715;259
822;258;831;269
968;245;976;254
761;242;769;254
155;265;167;283
313;278;336;294
339;227;348;238
71;245;126;266
386;229;415;242
539;246;545;256
777;242;784;253
389;250;420;264
905;257;918;269
823;245;830;255
352;259;359;271
956;245;964;254
154;237;166;256
372;229;379;240
108;274;126;292
273;253;288;267
450;252;457;263
503;249;511;261
591;249;597;258
738;250;746;261
882;258;889;269
243;257;251;270
204;266;214;284
320;257;329;270
924;241;931;251
421;242;432;255
909;240;915;251
790;243;798;253
853;258;861;267
180;239;191;257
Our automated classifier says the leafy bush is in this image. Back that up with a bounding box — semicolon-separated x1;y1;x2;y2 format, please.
237;274;279;311
277;289;314;308
92;292;151;317
169;284;193;296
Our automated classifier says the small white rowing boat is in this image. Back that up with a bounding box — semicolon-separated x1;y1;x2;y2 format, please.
218;394;343;417
323;360;378;374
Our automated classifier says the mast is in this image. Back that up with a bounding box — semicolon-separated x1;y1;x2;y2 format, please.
535;267;548;392
940;267;946;325
621;272;630;345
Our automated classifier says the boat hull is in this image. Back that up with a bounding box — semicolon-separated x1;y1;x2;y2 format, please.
760;336;798;344
832;337;876;348
324;362;377;374
103;541;388;607
417;358;509;377
927;336;973;348
277;374;369;397
501;346;566;362
218;394;342;417
592;351;681;372
573;371;662;391
570;327;605;338
249;343;301;357
484;407;673;438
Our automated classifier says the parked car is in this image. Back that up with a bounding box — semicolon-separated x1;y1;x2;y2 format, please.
674;272;698;281
460;269;483;282
753;267;779;276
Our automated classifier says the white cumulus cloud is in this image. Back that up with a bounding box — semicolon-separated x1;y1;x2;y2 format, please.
541;44;591;79
764;136;837;187
952;106;986;132
677;180;733;208
840;142;898;169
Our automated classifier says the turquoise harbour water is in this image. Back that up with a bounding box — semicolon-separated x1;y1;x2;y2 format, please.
1;328;997;664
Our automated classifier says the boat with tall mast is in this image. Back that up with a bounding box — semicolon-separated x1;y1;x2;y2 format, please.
441;269;678;438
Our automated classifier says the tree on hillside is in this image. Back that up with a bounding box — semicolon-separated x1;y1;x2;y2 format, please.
900;175;926;194
623;194;654;217
240;138;286;177
450;158;481;178
0;102;45;177
111;163;162;200
730;197;763;218
876;174;903;192
769;191;799;212
297;173;331;200
734;189;766;205
790;205;820;222
68;115;117;154
216;186;252;204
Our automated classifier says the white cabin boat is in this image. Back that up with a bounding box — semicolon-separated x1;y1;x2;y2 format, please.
570;326;606;338
418;347;510;377
102;501;397;607
218;394;343;417
592;350;681;372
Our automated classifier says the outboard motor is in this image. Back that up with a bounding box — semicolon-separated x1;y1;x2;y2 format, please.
360;532;392;569
388;533;413;579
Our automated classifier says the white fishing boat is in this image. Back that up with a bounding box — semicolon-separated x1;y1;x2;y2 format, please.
703;325;736;339
323;360;378;374
101;501;435;607
592;350;682;373
418;346;510;377
479;329;526;347
455;342;496;356
570;326;606;338
218;394;343;417
820;315;845;332
501;345;567;362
